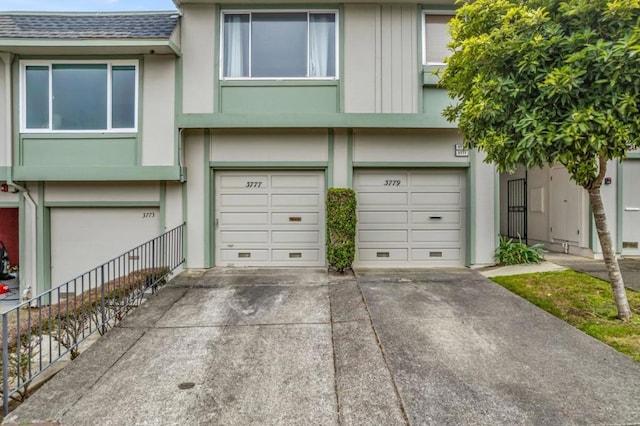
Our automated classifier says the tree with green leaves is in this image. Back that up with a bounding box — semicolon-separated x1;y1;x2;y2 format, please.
440;0;640;320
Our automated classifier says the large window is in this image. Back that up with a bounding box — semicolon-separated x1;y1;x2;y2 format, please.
423;13;454;65
21;61;138;132
221;11;338;79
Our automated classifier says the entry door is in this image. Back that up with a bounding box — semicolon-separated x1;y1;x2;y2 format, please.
215;171;325;266
550;166;582;244
623;161;640;255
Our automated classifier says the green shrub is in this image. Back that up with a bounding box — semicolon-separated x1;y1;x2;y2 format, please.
326;188;357;272
494;235;545;265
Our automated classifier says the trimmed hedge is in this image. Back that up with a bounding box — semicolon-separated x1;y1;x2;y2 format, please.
327;188;357;272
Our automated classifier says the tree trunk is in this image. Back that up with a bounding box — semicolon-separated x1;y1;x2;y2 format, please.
587;185;632;321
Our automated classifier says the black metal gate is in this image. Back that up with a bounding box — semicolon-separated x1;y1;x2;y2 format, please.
507;178;527;243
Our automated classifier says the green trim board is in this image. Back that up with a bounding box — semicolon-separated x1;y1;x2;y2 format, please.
203;130;212;268
328;129;335;188
177;113;458;129
13;166;182;181
209;169;216;267
43;201;161;208
347;129;353;188
467;149;476;267
353;162;469;168
626;152;640;159
210;162;328;169
0;202;19;208
220;85;339;114
18;192;24;295
423;66;445;87
338;4;345;113
136;56;144;165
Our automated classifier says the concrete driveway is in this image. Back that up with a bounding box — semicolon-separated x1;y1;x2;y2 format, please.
5;268;640;425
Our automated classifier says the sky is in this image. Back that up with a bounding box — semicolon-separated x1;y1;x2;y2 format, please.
0;0;178;12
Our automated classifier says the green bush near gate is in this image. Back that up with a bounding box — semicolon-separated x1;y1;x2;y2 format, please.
326;188;357;272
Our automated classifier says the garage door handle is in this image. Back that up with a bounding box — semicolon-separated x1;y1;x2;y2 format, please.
429;216;442;220
625;207;640;211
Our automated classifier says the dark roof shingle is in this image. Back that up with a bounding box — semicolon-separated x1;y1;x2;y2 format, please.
0;12;180;40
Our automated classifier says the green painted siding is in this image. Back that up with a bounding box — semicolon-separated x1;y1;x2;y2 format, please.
422;88;452;127
20;135;137;167
220;85;339;114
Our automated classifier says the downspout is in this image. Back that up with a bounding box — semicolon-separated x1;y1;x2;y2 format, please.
178;128;186;182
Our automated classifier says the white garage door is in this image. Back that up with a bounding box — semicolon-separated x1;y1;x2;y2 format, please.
50;207;161;285
215;171;325;266
355;169;466;267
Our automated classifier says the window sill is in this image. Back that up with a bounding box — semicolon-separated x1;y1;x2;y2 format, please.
19;132;137;139
220;79;339;87
423;64;446;87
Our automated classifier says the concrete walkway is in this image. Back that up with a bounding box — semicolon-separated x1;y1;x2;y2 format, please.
4;268;640;425
545;253;640;291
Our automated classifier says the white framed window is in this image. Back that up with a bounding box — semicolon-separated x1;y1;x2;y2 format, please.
20;60;139;133
423;11;455;65
221;10;338;80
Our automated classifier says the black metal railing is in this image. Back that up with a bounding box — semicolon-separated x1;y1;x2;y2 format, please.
507;178;527;244
1;223;185;415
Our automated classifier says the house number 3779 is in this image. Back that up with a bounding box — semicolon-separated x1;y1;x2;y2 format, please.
246;182;263;188
384;180;401;186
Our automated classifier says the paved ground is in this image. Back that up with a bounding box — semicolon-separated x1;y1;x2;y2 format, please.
545;253;640;291
4;267;640;425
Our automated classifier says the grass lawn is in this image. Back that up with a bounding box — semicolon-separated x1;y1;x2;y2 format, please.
491;270;640;362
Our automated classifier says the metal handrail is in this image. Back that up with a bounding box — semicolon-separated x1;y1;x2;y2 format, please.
1;223;185;415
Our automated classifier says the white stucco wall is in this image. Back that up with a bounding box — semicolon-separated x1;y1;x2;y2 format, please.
44;182;160;203
142;54;176;166
181;4;216;114
353;129;466;163
184;130;206;268
211;131;329;162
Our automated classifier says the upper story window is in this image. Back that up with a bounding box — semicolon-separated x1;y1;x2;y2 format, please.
221;11;338;79
423;13;454;65
20;60;138;133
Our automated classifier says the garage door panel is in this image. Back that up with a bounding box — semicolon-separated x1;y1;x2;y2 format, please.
411;192;461;207
220;249;269;262
355;169;465;267
220;231;269;244
272;249;319;262
359;230;408;243
51;207;160;286
271;174;322;188
271;212;319;225
358;248;408;262
359;211;408;225
355;172;409;188
411;248;461;262
272;194;320;208
216;170;325;266
271;231;320;244
411;211;461;226
412;230;461;244
220;212;269;226
411;173;462;187
358;192;408;206
219;175;269;190
219;194;269;208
